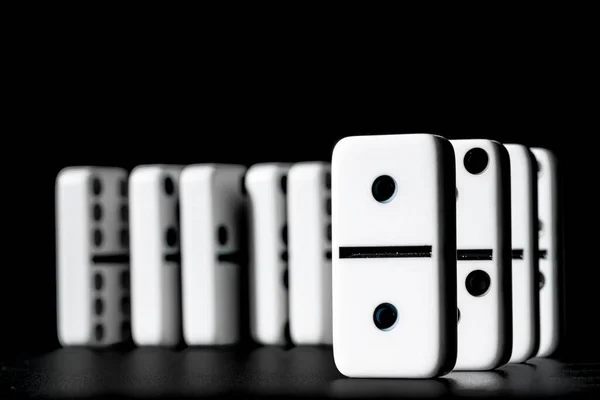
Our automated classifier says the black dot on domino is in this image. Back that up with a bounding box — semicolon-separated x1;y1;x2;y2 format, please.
539;271;545;289
283;268;289;289
120;178;128;197
164;176;175;196
94;298;104;316
94;324;104;341
325;250;332;260
121;321;131;339
326;223;332;241
281;250;288;262
465;270;491;297
121;296;131;316
92;204;102;221
93;229;103;247
165;227;177;247
93;273;104;290
120;228;129;247
120;270;130;290
280;175;287;194
282;225;288;245
325;172;331;190
91;177;102;196
326;197;331;215
217;225;228;245
120;204;128;222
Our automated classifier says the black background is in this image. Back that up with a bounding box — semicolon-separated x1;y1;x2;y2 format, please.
2;23;599;381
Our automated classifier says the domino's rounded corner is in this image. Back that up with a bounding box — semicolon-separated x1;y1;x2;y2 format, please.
490;139;511;153
129;164;167;182
332;347;355;378
288;161;329;178
245;163;288;183
531;147;558;164
56;329;87;348
503;142;528;154
430;132;449;141
56;331;70;348
488;138;507;147
429;134;455;155
509;350;534;365
505;144;535;168
56;166;92;187
536;338;560;358
331;136;362;166
180;164;217;183
492;140;511;162
428;133;450;144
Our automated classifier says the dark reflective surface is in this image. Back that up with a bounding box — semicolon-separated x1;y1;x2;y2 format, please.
330;378;450;398
1;347;599;398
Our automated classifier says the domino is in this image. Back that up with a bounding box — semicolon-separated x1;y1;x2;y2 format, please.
331;133;457;378
246;163;291;345
130;165;183;347
505;144;540;363
531;147;560;357
180;164;248;346
288;162;332;345
452;139;512;370
56;167;131;347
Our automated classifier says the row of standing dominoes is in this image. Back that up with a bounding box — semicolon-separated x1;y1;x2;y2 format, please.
331;134;560;378
55;133;561;378
55;163;331;349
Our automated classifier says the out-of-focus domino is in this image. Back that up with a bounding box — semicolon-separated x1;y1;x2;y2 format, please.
332;133;457;378
451;139;512;370
180;164;248;346
56;167;131;347
505;144;540;363
246;163;291;346
531;148;560;357
130;165;183;347
288;162;332;345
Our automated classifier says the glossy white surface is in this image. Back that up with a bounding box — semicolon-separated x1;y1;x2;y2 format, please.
130;165;183;347
288;162;332;345
531;148;560;357
452;139;512;370
180;164;247;345
505;144;539;363
56;167;130;347
246;163;291;345
332;133;457;378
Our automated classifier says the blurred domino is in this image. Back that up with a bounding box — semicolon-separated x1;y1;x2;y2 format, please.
246;163;291;345
531;148;560;357
288;162;332;345
180;164;248;346
505;144;540;363
452;139;512;370
56;167;131;347
130;165;183;347
331;133;457;378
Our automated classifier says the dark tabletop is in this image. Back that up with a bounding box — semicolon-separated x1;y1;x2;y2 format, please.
1;346;599;399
